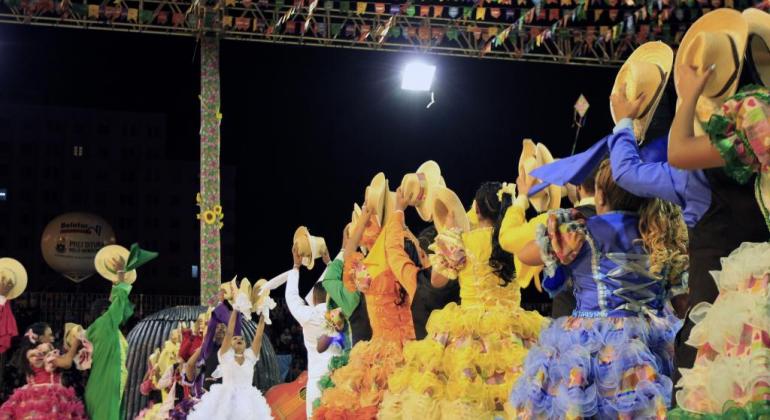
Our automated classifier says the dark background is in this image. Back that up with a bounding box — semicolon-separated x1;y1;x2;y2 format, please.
0;23;674;299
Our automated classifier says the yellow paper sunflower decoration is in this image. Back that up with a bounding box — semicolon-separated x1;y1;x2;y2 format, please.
196;192;224;229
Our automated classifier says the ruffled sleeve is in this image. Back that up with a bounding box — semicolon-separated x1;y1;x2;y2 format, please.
428;228;467;280
343;252;371;293
535;208;587;277
706;85;770;183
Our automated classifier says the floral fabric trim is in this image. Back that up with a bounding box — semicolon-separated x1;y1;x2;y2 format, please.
535;209;587;277
706;85;770;184
428;228;467;280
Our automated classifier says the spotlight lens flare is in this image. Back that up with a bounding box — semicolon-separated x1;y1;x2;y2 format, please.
401;62;436;91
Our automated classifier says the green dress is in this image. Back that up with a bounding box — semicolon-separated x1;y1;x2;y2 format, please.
85;283;134;420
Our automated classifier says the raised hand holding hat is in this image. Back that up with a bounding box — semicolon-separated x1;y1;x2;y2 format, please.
611;41;674;143
293;227;327;270
399;161;445;221
674;8;748;135
94;243;157;284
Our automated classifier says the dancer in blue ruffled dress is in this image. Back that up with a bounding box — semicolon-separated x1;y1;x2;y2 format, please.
508;159;688;419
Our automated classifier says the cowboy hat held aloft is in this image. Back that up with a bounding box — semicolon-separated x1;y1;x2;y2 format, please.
432;186;471;234
94;243;157;284
519;139;563;212
611;41;674;143
64;323;84;351
350;203;370;255
94;245;138;284
744;8;770;88
400;160;446;222
364;172;394;227
250;278;270;313
0;258;27;300
674;8;748;135
293;226;327;270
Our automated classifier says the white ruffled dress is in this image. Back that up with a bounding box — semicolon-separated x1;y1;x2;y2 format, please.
675;242;770;414
187;348;273;420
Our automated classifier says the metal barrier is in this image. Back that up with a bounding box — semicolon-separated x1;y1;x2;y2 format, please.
11;291;199;333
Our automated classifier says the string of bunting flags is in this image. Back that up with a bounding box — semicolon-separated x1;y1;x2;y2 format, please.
2;0;766;59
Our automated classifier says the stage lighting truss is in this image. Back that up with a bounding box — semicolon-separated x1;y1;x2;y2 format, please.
0;0;651;67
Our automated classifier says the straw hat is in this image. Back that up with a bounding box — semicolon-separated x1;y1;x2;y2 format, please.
250;279;270;312
519;140;562;212
744;8;770;87
383;190;397;225
238;277;252;300
293;226;327;270
400;161;446;221
364;172;390;227
64;323;84;351
350;203;370;254
94;245;138;284
611;41;673;143
351;203;362;227
220;275;238;301
0;258;27;300
675;8;748;135
432;186;470;233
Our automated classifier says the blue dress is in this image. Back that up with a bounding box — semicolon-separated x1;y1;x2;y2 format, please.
509;210;681;419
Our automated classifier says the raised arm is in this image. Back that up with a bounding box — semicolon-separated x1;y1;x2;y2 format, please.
669;65;724;169
218;308;238;356
185;347;202;380
54;337;81;369
517;240;544;267
323;257;360;318
345;203;374;260
250;315;267;355
88;260;134;334
385;189;419;302
285;247;316;325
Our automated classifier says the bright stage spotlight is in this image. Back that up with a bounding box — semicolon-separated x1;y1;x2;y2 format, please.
401;62;436;91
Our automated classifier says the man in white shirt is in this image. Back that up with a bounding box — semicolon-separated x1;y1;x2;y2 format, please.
286;245;339;418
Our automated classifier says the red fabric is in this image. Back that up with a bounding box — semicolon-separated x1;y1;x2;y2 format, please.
179;329;203;362
0;301;18;354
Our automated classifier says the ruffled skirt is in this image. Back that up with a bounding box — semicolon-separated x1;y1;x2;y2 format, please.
378;302;547;419
187;383;272;420
509;312;680;420
671;242;770;417
0;383;87;420
314;338;404;420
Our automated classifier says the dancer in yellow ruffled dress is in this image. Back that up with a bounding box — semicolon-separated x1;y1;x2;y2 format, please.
380;182;547;419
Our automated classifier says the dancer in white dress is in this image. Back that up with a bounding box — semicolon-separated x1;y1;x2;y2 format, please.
188;306;272;420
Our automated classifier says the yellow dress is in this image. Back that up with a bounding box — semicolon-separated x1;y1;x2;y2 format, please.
379;227;547;419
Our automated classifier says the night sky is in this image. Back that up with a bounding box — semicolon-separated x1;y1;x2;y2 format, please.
0;23;659;299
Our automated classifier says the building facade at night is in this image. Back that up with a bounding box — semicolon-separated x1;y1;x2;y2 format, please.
0;104;236;296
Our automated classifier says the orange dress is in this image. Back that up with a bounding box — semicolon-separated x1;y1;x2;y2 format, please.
314;218;416;419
